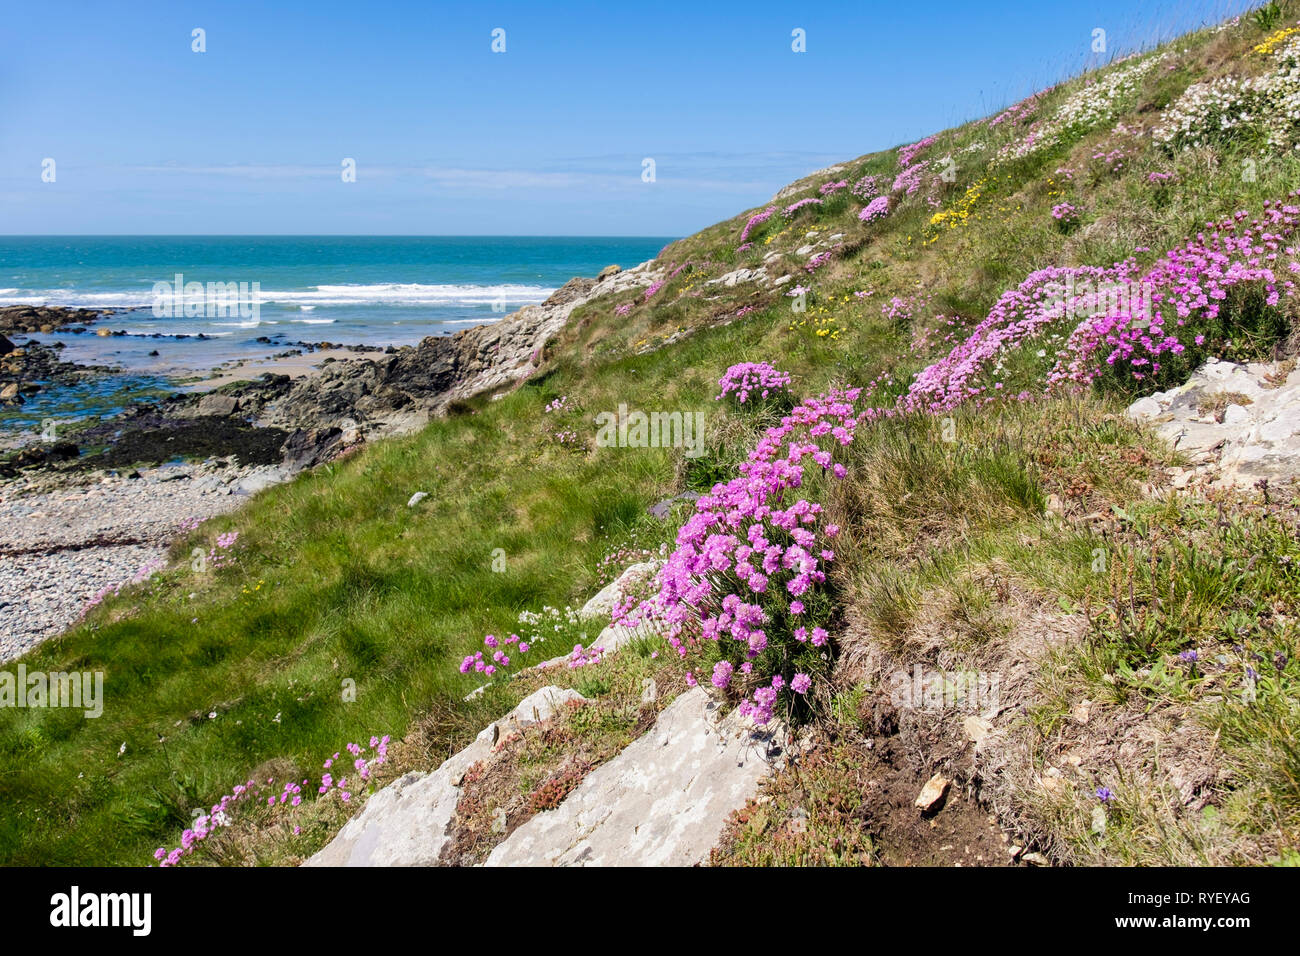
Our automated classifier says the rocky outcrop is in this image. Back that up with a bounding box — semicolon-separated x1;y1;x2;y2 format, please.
0;341;119;413
304;686;589;867
484;688;785;867
0;305;113;333
244;263;663;437
1126;357;1300;488
707;266;769;288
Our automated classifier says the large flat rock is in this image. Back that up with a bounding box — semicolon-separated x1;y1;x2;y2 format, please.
305;686;587;867
1126;357;1300;488
483;688;785;867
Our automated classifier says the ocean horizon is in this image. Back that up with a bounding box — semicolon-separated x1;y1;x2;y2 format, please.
0;235;672;433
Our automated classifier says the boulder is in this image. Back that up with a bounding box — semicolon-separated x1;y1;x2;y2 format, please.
484;688;786;867
279;426;344;471
0;334;14;356
1126;357;1300;488
305;686;588;867
196;393;240;417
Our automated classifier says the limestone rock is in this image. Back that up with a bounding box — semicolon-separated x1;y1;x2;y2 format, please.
706;267;767;288
577;560;658;622
532;561;661;671
483;688;785;867
306;686;588;867
1125;357;1300;488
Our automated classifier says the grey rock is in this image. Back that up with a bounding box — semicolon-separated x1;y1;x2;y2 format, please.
280;426;345;471
232;466;291;496
484;688;785;867
196;393;239;417
1125;396;1161;420
305;686;588;867
706;267;767;288
1127;357;1300;488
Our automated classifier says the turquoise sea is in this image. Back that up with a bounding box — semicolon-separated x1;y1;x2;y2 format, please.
0;236;671;434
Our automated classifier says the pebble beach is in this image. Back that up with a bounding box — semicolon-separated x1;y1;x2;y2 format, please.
0;459;291;662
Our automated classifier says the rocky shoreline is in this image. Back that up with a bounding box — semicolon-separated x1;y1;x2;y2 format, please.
0;262;657;657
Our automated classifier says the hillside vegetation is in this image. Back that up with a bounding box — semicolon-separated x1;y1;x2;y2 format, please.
5;6;1300;866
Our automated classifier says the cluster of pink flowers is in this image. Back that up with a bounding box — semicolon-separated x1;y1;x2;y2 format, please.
858;195;890;223
544;395;569;413
986;91;1045;128
563;643;605;669
153;736;389;866
881;292;931;325
81;556;166;617
739;206;777;243
643;280;665;301
1091;147;1127;173
892;193;1300;413
154;780;256;866
715;362;793;404
819;179;848;195
460;632;533;676
1052;202;1078;222
1147;171;1175;185
898;135;937;168
849;175;879;200
615;303;632;316
892;161;930;196
806;250;834;272
617;387;861;724
1048;199;1298;388
785;197;823;216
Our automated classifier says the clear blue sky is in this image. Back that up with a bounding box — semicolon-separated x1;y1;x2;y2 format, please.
0;0;1259;235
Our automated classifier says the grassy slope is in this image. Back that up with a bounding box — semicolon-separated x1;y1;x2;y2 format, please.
4;9;1300;865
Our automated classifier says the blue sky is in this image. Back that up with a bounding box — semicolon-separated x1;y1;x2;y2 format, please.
0;0;1259;235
